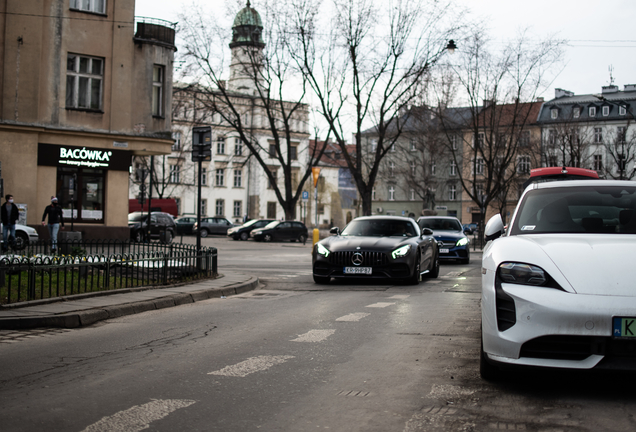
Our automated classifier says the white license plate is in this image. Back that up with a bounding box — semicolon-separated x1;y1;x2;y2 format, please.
344;267;372;275
613;317;636;338
439;248;450;253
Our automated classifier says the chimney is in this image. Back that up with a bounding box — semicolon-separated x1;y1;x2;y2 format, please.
624;84;636;92
555;88;574;98
602;85;619;94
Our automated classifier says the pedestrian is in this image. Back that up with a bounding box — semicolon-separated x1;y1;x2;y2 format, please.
42;197;64;253
1;194;19;252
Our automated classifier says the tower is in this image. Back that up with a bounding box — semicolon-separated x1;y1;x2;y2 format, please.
228;1;265;93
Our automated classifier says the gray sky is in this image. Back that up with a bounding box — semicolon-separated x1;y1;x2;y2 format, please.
135;0;636;100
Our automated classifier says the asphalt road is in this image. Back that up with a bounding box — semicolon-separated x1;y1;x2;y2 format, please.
1;236;635;431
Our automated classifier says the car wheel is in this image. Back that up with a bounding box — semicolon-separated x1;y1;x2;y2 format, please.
406;252;421;285
313;274;330;284
240;232;249;241
428;255;440;278
263;234;272;242
163;230;173;244
480;333;500;381
298;234;307;244
200;229;209;238
13;232;28;250
134;230;144;243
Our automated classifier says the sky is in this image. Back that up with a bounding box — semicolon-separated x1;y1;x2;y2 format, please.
134;0;636;101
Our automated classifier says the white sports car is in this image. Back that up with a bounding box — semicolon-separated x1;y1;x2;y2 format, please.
481;179;636;379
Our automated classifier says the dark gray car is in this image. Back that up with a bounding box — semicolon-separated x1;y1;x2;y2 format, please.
194;217;236;237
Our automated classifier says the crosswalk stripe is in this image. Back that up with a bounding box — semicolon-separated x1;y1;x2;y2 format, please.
336;313;370;322
291;329;336;342
208;355;294;378
366;302;396;308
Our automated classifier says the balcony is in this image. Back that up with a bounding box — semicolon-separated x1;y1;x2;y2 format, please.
134;17;176;49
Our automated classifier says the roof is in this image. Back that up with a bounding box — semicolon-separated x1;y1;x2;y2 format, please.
233;2;263;27
309;139;355;168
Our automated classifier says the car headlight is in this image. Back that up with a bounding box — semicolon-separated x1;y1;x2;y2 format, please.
253;230;262;235
498;262;547;286
391;244;411;259
456;237;469;247
227;228;236;234
316;243;330;257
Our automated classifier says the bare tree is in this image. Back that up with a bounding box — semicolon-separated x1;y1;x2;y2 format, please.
602;120;636;180
177;1;329;219
290;0;465;215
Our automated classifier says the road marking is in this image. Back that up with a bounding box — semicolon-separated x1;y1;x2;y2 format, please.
208;355;294;378
81;399;196;432
389;295;410;299
366;302;396;308
336;312;370;322
291;329;336;342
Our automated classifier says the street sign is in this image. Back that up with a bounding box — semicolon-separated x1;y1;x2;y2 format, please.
192;126;212;162
302;191;309;202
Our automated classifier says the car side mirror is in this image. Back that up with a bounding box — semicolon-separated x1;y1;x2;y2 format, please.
330;227;340;235
484;214;505;242
421;228;433;237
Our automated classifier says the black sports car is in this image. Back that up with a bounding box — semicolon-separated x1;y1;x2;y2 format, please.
312;216;439;284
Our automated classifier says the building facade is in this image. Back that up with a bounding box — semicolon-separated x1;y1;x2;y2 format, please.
0;0;175;238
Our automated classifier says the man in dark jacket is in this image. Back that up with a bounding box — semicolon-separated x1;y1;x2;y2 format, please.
42;197;64;253
1;194;19;252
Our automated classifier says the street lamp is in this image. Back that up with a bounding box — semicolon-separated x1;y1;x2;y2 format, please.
446;40;457;54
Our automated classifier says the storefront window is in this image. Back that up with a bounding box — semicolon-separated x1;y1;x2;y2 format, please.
57;168;105;223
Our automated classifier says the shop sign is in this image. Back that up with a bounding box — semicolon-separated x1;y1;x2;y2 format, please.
38;143;131;171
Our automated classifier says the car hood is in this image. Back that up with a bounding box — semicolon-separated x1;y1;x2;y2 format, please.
322;236;410;252
432;230;466;241
489;235;636;296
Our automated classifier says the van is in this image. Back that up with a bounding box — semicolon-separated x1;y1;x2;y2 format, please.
128;198;178;217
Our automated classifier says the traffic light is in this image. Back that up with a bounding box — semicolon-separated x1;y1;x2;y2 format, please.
192;126;212;162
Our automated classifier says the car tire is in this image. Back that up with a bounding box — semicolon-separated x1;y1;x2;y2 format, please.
13;232;28;250
232;235;239;241
313;274;330;284
134;230;144;243
163;230;173;244
263;234;272;242
428;255;440;278
298;234;307;244
200;229;209;238
406;252;421;285
480;334;500;381
240;232;249;241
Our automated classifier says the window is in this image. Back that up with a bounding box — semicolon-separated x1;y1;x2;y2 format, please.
370;139;377;152
234;138;243;156
290;145;298;160
388;186;395;201
201;167;207;186
201;199;207;216
551;108;558;119
548;130;557;146
388;161;395;177
57;168;105;223
169;164;180;183
269;143;277;158
594;127;603;143
620;106;627;116
475;133;484;148
70;0;105;14
233;201;242;217
475;157;484;175
215;199;224;216
618;126;627;143
517;155;531;174
450;160;456;176
216;168;224;186
372;188;376;201
233;169;242;187
593;155;603;171
152;65;164;117
573;107;581;118
589;106;597;117
451;135;458;150
66;54;103;110
475;184;484;202
390;143;396;152
449;185;456;201
410;138;416;151
172;131;181;151
410;189;415;201
175;197;181;215
267;169;277;189
602;106;610;116
410;161;416;176
217;137;226;154
519;131;530;147
431;160;436;176
267;202;277;219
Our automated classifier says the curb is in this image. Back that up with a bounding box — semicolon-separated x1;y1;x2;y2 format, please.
0;277;259;330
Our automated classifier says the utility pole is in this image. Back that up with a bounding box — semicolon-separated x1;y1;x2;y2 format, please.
192;126;212;260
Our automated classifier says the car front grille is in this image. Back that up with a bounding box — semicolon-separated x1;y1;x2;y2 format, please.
329;250;389;267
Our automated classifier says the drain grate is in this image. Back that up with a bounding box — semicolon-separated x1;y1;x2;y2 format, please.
337;390;372;397
421;406;458;415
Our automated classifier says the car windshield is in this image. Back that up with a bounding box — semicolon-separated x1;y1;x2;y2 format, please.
241;219;260;228
419;218;463;231
341;219;418;237
510;186;636;235
263;221;280;229
128;213;147;222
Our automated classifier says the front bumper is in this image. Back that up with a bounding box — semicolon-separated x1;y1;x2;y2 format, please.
482;269;636;369
437;241;469;260
312;249;414;280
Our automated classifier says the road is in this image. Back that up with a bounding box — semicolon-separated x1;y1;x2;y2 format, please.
1;236;635;431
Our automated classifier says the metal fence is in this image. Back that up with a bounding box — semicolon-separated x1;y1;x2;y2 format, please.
0;240;217;305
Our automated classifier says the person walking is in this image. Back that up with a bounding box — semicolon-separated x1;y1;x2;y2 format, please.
1;194;19;252
42;197;64;253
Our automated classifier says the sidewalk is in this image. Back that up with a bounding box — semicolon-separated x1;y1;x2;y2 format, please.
0;273;259;330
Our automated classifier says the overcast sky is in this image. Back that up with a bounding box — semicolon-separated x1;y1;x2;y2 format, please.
135;0;636;100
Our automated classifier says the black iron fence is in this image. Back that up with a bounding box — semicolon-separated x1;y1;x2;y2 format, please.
0;240;217;305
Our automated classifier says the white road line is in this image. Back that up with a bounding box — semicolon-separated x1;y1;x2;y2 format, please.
81;399;196;432
291;329;336;342
336;312;371;322
366;302;396;308
208;355;294;378
389;295;410;299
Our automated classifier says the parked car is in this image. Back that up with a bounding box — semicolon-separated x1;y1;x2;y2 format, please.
418;216;470;264
312;216;439;285
227;219;275;241
462;223;478;235
193;217;235;237
481;179;636;379
175;216;197;235
250;220;308;243
128;212;176;243
0;223;39;251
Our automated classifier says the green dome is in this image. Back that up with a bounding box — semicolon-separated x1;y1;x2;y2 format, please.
230;1;265;48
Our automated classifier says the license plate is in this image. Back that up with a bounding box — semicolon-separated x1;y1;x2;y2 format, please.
439;248;450;253
613;317;636;338
344;267;372;275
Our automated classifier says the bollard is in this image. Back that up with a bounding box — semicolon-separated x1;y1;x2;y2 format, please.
312;228;320;247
